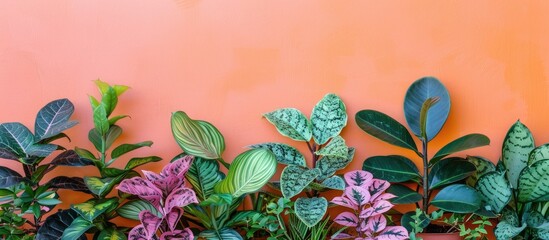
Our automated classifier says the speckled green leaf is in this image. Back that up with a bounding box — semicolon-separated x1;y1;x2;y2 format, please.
315;147;354;181
475;171;512;213
171;111;225;159
529;144;549;165
280;165;320;199
263;108;312;142
249;142;305;166
518;159;549;202
294;197;328;227
315;135;348;158
502;120;535;188
311;94;347;145
466;156;496;186
494;221;526;240
362;155;420;182
321;176;345;190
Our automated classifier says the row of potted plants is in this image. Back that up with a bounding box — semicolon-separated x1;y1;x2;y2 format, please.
0;78;548;240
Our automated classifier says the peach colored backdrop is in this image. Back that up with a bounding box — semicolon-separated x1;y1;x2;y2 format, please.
2;0;549;213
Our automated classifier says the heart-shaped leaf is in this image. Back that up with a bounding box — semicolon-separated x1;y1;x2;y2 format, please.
171;111;225;160
264;108;312;142
311;93;347;145
249;142;306;166
295;197;328;227
362;155;420;183
280;165;320;198
475;171;511;213
34;99;77;141
321;176;345;190
503;120;535;188
431;184;481;213
344;170;373;187
316;147;354;180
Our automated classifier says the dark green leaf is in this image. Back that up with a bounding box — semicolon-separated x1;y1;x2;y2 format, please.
117;199;161;220
60;216;93;240
34;99;77;141
311;93;347;145
431;134;490;164
26;144;57;158
386;184;422;204
429;158;476;189
48;177;91;194
37;209;87;240
88;129;103;152
198;228;243;240
401;210;430;233
185;157;224;201
0;148;18;161
362;155;420;182
0;166;24;188
0;123;34;156
431;184;481;213
108;115;128;126
50;150;93;166
249;142;306;166
111;141;153;159
96;228;127;240
124;156;162;170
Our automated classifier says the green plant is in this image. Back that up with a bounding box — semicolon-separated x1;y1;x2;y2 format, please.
251;93;352;230
37;80;161;239
171;111;277;239
439;213;491;240
473;120;549;239
355;77;490;236
0;98;82;239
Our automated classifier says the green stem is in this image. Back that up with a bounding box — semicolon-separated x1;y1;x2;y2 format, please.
218;157;230;170
422;140;429;213
277;211;292;240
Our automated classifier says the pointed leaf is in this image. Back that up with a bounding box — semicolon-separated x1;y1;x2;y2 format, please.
355;110;418;153
198;228;243;240
362;155;420;182
361;200;394;218
0;148;18;161
431;134;490;164
345;186;371;206
165;208;184;231
97;228;127;240
125;156;162;170
104;125;122;150
295;197;328;227
108;115;129;126
112;141;153;159
428;158;476;189
466;156;496;186
26;144;57;157
315;135;348;158
404;77;450;141
140;210;162;239
475;171;511;213
93;104;109;135
84;175;125;197
117;199;161;220
0;123;34;156
171;111;225;159
75;147;97;161
48;176;92;194
160;229;193;240
249;142;306;166
331;196;357;209
518;159;549;202
367;214;387;233
529;143;549;165
316;147;354;180
344;170;374;187
37;209;87;240
494;221;527;240
401;211;430;233
50;150;93;166
369;179;391;200
502;120;535;188
334;212;358;227
280;165;320;198
263;108;312;141
34;99;77;141
377;226;409;240
386;184;422;204
164;186;198;213
60;216;93;240
127;225;150;240
0;166;23;188
214;149;277;197
321;175;345;190
311;93;347;145
185;157;224;201
100;85;118;117
200;193;233;207
117;177;162;209
431;184;481;213
71;198;117;222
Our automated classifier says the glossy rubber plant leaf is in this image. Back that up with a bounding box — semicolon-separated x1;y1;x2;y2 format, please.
386;184;422;204
428;158;476;190
494;221;527;240
198;228;243;240
34;99;78;141
171;111;225;160
475;171;512;213
71;198;118;222
117;177;162;209
50;150;94;166
97;228;127;240
316;147;354;180
362;155;420;183
355;110;419;154
321;175;345;190
0;122;34;156
60;216;93;240
431;184;481;213
111;141;153;159
117;199;161;220
466;156;496;186
48;176;92;194
294;197;328;227
502;120;535;188
403;77;450;141
334;212;358;227
518;159;549;202
311;93;347;145
0;148;18;161
249;142;306;166
280;165;320;199
315;135;348;158
164;186;198;213
125;156;162;170
0;166;24;188
431;134;490;165
263;108;312;142
37;209;87;240
214;148;277;198
344;170;374;187
528;143;549;165
185;157;224;201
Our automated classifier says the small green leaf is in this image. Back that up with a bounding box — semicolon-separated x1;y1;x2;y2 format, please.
502;120;535;188
37;198;61;206
432;184;481;213
75;147;97;161
315;147;354;181
104;125;122;150
111;141;153;159
61;216;93;240
249;143;306;166
100;86;118;117
93;104;109;136
362;155;420;182
431;134;490;164
315;136;348;158
117;199;161;220
124;156;162;170
294;197;328;227
263;108;312;142
97;228;127;240
386;184;422;204
280;165;320;199
108;115;128;126
311;94;347;145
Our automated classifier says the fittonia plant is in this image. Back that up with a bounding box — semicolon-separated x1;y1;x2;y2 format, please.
252;93;353;227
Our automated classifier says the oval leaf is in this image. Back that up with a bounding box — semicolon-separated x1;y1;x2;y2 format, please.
249;142;306;166
185;157;224;201
0;122;34;156
60;216;93;240
315;135;348;158
428;158;476;189
386;184;422;204
125;156;162;170
431;184;481;213
404;77;450;141
0;166;23;188
362;155;420;183
263;108;312;142
355;110;418;154
311;93;347;145
50;150;94;166
475;171;511;213
431;134;490;164
295;197;328;227
345;186;371;206
502;120;534;188
34;99;78;141
280;165;320;199
171;111;225;160
334;212;358;227
518;159;549;202
316;147;354;181
344;169;373;187
321;175;345;190
48;176;91;194
112;141;153;159
198;228;243;240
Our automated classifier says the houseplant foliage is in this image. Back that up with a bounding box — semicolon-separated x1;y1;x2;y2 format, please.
38;80;161;239
331;170;408;240
355;77;490;237
251;93;353;231
171;111;277;239
0;98;80;239
473;120;549;239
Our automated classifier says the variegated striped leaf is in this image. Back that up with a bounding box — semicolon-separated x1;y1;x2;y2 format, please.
502;121;534;188
263;108;312;142
295;197;328;227
249;142;306;166
529;143;549;165
475;171;511;213
280;165;320;199
518;159;549;202
171;111;225;160
311;94;347;145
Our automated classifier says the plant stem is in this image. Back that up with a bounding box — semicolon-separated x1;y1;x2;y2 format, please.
218;157;230;170
422;140;429;213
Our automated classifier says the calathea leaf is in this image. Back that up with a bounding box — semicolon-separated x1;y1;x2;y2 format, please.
263;108;312;142
249;142;306;166
117;199;161;220
502;120;535;188
164;186;198;213
280;165;320;199
0;122;34;156
362;155;420;183
34;98;78;141
61;216;93;240
311;93;347;145
466;156;496;186
294;197;328;227
430;134;490;165
315;136;348;158
200;193;233;207
71;198;118;222
111;141;153;159
518;159;549;202
171;111;225;159
475;171;512;213
37;209;87;240
316;147;355;181
198;228;243;240
97;228;127;240
50;150;94;166
117;177;162;209
48;176;92;194
185;157;224;201
0;166;24;188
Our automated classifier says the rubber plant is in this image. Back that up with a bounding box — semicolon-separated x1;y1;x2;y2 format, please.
0;99;81;239
171;111;277;239
330;170;408;240
355;77;490;238
37;80;161;239
473;120;549;239
117;155;197;239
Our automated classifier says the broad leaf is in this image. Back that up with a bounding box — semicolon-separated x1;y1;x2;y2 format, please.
345;186;371;206
294;197;328;227
26;144;57;157
263;108;312;142
311;93;347;145
518;159;549;202
431;134;490;164
200;193;233;206
93;104;109;136
377;226;409;240
529;143;549;165
362;155;420;182
386;184;422;204
355;110;419;154
466;156;496;186
100;85;118;117
198;228;243;240
0;166;24;188
428;158;476;189
502;120;534;188
34;99;77;141
249;142;306;166
494;221;527;240
171;111;225;159
321;175;345;190
48;176;92;194
431;184;481;213
117;177;162;209
475;171;512;213
344;170;373;187
117;199;161;220
369;179;391;200
71;198;117;222
127;225;151;240
366;214;387;233
334;212;358;227
97;228;127;240
164;186;198;213
316;147;354;180
37;209;87;240
0;148;18;161
403;77;450;141
61;216;93;240
280;165;320;198
360;200;394;218
0;122;34;156
315;135;348;158
214;149;277;197
104;125;122;150
88;129;102;152
50;150;93;166
75;147;97;161
112;141;153;159
185;157;224;202
125;156;162;170
84;175;125;198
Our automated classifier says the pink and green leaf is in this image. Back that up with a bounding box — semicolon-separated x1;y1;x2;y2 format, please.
164;186;198;213
344;170;373;187
334;212;359;227
345;186;371;206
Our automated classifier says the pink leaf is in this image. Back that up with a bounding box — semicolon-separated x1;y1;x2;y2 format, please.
375;226;409;240
118;177;162;210
344;170;373;187
165;208;183;231
160;228;194;240
128;225;150;240
331;232;354;239
161;155;193;178
366;214;387;233
164;186;198;213
143;170;162;183
139;210;162;238
369;179;390;201
334;212;359;227
345;186;371;206
370;200;393;216
374;193;396;202
331;196;358;210
153;175;184;196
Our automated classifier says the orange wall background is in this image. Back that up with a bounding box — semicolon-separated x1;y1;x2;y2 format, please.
2;1;549;209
